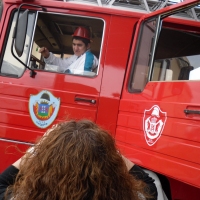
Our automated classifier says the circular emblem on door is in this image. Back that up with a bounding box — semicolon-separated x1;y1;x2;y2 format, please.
29;90;60;129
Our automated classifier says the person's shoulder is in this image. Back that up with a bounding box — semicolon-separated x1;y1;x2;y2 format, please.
84;50;94;59
85;50;94;56
85;50;98;61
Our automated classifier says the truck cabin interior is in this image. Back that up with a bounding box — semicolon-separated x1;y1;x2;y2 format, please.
30;12;104;73
129;12;200;93
152;25;200;81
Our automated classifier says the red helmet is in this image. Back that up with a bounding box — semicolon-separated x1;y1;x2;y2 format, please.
72;27;90;40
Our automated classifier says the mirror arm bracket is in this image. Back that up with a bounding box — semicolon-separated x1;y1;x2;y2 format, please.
13;4;46;40
11;39;37;78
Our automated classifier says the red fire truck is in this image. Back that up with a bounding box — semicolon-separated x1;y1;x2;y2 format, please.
0;0;200;199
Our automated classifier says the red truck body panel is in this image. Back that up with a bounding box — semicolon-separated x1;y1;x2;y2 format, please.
0;0;200;199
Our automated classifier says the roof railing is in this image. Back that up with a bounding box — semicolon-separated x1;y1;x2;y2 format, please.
63;0;200;21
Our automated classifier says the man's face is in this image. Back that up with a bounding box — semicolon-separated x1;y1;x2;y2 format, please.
72;39;89;57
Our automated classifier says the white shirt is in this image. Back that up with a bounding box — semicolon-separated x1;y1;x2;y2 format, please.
44;50;98;74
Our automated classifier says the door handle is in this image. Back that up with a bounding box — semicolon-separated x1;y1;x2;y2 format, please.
75;97;96;104
184;109;200;115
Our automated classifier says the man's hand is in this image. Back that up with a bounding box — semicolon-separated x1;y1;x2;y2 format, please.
39;47;50;58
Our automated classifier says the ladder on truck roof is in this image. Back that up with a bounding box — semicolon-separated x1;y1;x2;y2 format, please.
63;0;200;21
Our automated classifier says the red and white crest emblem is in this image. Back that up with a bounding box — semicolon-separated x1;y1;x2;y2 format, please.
29;90;60;129
143;105;167;146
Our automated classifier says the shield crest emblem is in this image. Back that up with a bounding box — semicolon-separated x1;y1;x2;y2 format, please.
143;105;167;146
29;90;60;129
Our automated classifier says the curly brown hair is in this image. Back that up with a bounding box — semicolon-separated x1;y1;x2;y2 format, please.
8;120;149;200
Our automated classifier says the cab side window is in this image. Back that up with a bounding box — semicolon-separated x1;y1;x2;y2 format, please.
129;17;200;93
30;12;104;77
0;11;104;78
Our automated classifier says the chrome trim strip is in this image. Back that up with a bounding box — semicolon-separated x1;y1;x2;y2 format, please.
0;138;34;146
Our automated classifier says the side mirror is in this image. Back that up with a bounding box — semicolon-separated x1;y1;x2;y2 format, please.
14;9;28;57
11;3;46;77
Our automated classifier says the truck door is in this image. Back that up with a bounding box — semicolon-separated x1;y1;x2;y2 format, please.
0;4;109;171
116;0;200;193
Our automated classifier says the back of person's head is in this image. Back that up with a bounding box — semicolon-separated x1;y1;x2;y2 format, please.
72;27;91;46
10;120;148;200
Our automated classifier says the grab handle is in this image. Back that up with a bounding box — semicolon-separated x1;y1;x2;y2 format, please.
75;97;96;104
184;109;200;115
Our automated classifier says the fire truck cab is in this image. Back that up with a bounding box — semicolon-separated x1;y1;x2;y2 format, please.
0;0;200;199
